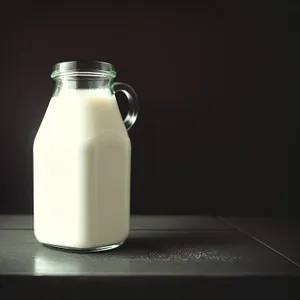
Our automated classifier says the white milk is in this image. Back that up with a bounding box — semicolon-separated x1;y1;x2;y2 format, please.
33;88;131;250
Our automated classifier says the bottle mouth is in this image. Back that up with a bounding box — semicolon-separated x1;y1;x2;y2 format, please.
51;61;117;79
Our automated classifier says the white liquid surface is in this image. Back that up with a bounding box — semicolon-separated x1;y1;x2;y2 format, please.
34;89;131;249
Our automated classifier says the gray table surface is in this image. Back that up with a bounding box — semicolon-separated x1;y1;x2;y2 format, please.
222;216;300;267
1;215;300;298
0;215;299;277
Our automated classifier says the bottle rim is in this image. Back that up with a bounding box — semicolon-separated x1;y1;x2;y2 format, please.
51;61;117;79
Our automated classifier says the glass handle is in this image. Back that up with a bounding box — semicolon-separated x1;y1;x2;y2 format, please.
112;82;139;131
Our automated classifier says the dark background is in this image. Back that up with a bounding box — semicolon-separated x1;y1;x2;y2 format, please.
0;1;297;215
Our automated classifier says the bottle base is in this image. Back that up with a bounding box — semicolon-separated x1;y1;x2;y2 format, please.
42;240;124;253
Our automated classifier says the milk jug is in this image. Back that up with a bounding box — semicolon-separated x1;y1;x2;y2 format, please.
33;61;138;251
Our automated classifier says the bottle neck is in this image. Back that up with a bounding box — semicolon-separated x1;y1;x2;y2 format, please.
53;77;113;97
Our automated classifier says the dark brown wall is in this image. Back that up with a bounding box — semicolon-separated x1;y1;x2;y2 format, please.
0;1;296;215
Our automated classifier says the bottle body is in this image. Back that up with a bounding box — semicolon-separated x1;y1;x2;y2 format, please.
33;89;131;250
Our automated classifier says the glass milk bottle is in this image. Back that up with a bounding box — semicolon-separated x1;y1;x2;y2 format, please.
33;61;138;252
